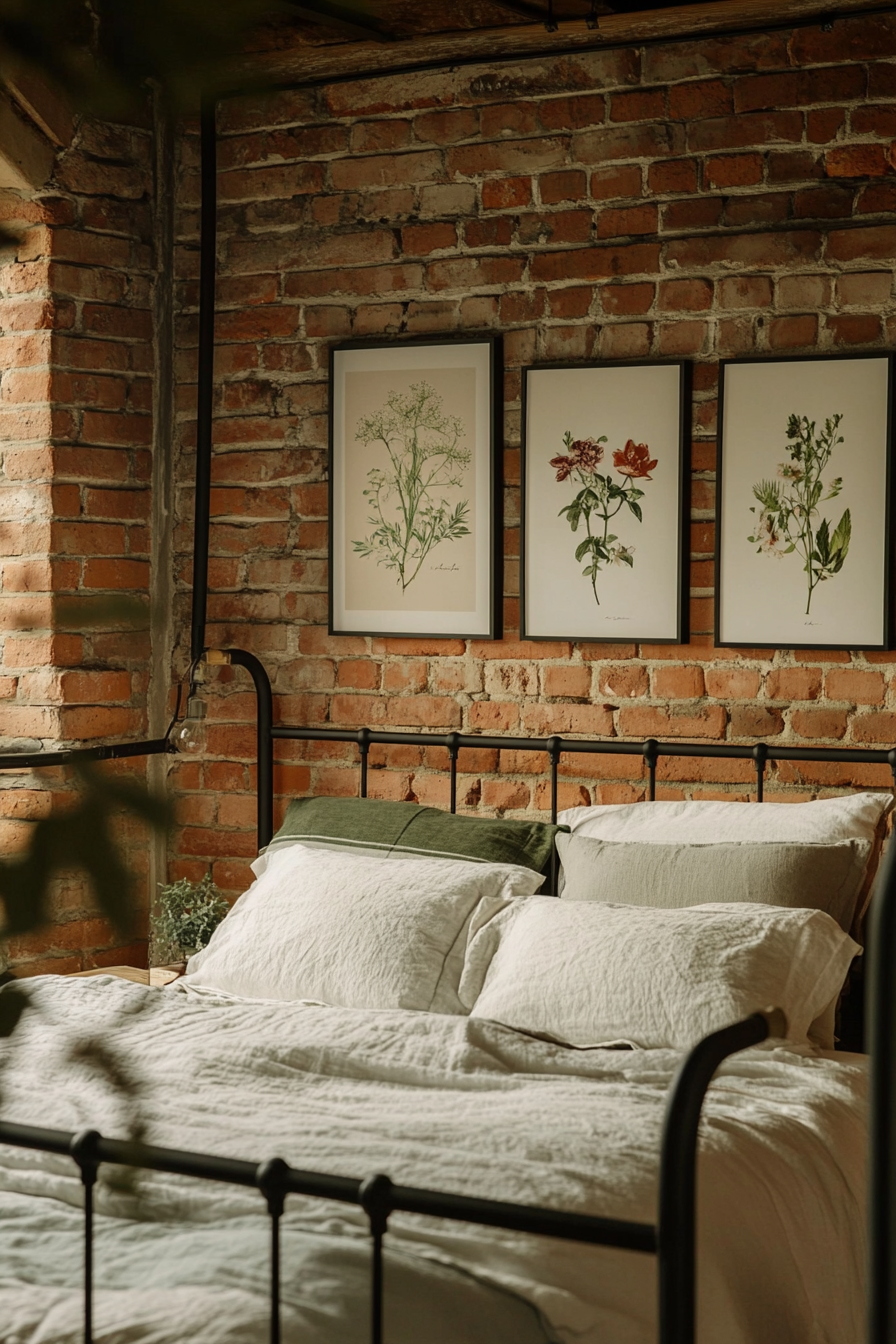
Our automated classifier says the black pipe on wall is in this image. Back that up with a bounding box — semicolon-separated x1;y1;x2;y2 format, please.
191;96;219;666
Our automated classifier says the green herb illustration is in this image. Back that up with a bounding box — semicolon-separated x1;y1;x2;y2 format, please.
551;434;657;606
352;382;472;593
748;413;850;615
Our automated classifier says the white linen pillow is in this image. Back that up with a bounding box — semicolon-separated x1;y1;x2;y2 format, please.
184;844;543;1013
556;834;870;933
557;793;891;845
556;793;892;929
459;896;859;1050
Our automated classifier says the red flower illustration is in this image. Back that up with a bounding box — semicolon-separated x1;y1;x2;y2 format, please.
550;454;575;482
569;437;604;472
613;439;657;479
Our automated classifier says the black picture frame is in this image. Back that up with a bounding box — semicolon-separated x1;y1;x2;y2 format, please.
716;352;895;651
328;335;502;640
520;359;690;645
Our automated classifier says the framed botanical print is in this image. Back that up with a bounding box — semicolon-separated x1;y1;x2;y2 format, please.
716;354;894;650
329;336;501;639
521;361;689;643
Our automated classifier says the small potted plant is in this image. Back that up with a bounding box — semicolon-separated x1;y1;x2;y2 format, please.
151;871;229;966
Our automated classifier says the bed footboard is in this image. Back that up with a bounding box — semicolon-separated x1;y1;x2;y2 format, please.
0;1008;780;1344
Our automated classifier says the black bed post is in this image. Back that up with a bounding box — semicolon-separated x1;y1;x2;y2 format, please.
226;649;274;851
658;1009;783;1344
868;841;896;1344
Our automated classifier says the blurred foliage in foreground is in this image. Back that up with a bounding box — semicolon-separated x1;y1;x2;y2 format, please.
0;763;172;1039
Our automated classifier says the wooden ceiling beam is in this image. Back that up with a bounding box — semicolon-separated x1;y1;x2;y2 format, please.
228;0;894;91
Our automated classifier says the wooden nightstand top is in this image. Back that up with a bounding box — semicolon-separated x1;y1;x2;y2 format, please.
65;965;184;987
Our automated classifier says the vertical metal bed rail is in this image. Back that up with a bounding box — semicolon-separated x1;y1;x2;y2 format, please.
358;727;370;799
547;735;561;894
447;731;459;814
360;1174;394;1344
644;738;658;801
257;1158;289;1344
752;743;768;802
657;1010;782;1344
71;1129;100;1344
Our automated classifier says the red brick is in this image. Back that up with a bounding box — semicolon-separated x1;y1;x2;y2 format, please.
825;144;894;178
481;176;532;210
858;180;896;213
735;67;866;114
538;94;606;132
401;222;456;255
590;164;642;200
776;274;830;309
596;203;657;238
647;159;697;194
588;664;646;699
852;104;896;137
807;109;847;145
600;282;654;316
414;108;479;145
546;287;592;318
724;192;790;228
599;322;652;359
610;89;666;123
336;660;381;690
539;169;587;204
662;197;724;231
542;665;592;699
705;668;761;699
469;701;521;733
521;703;614;736
852;711;896;743
658;321;707;356
657;278;712;312
793;185;856;219
575;123;684;163
838;271;893;305
669;79;733;121
766;668;822;701
705;153;764;189
768;315;819;349
465;217;514;249
730;706;784;737
791;709;849;740
826;313;882;345
425;255;525;292
687;111;803;152
617;704;726;738
653;665;706;699
717;275;773;309
530;242;659;283
825;668;885;704
82;558;150;589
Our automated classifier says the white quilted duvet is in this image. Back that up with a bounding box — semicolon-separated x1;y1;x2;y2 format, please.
0;976;867;1344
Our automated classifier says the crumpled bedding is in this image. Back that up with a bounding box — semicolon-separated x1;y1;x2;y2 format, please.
0;976;867;1344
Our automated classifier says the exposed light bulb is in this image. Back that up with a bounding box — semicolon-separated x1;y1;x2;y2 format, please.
173;695;208;755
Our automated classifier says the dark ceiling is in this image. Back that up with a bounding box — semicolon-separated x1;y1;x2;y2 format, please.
274;0;727;46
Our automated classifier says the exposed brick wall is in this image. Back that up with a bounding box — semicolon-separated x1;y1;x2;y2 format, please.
162;12;896;896
0;111;160;975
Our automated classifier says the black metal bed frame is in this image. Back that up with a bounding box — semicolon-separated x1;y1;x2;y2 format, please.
3;6;896;1337
2;650;896;1342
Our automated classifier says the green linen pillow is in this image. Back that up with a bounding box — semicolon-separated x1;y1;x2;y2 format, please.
263;796;566;877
